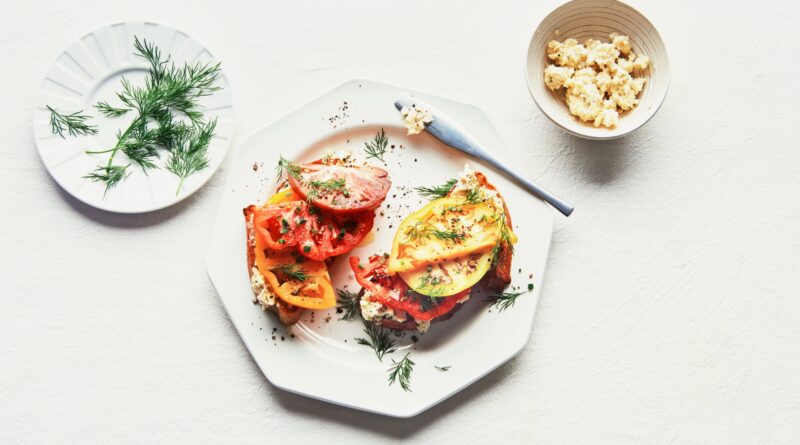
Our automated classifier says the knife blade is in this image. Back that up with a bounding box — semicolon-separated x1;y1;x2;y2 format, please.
394;94;574;216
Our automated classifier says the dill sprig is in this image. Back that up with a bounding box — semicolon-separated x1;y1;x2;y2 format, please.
434;365;451;371
307;178;349;202
363;128;388;162
490;212;515;266
416;178;456;200
83;164;129;194
47;106;98;138
310;178;346;192
387;353;415;391
486;291;525;312
404;222;464;243
336;289;361;321
276;156;302;180
83;36;222;194
275;264;308;281
94;101;129;118
463;187;483;204
355;320;397;361
166;119;216;194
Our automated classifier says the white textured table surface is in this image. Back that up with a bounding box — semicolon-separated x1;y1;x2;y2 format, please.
2;1;799;443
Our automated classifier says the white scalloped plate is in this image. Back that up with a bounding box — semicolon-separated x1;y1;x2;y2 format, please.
33;22;234;213
207;80;553;417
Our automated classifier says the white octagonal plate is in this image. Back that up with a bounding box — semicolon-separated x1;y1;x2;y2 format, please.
33;21;234;213
206;79;553;417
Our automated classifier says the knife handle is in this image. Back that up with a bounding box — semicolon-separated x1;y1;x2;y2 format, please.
480;154;574;217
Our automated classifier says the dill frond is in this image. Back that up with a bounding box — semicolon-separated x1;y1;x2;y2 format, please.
485;291;525;312
415;178;456;200
274;264;308;281
337;289;361;321
47;106;98;138
387;353;415;391
276;156;302;180
363;128;388;162
94;102;130;118
355;320;397;361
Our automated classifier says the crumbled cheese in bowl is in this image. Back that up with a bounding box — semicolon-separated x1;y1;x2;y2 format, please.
400;104;433;135
544;33;650;128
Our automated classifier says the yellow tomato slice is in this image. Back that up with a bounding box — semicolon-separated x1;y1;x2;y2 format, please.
388;197;503;273
253;187;335;310
399;250;494;297
268;186;298;204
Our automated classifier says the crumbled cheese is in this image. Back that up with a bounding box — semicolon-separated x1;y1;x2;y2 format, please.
611;33;632;55
543;65;574;90
564;68;604;122
593;99;620;128
416;320;431;333
360;293;407;323
595;70;612;95
584;39;619;68
251;267;277;309
451;164;504;210
400;104;433;135
615;57;634;74
632;54;650;72
547;38;586;67
609;71;645;111
543;33;649;128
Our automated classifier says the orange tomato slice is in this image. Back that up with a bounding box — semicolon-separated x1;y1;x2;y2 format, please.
253;185;335;310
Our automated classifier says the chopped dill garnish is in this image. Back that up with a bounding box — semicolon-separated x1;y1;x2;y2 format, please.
355;320;397;361
46;106;98;138
387;353;415;391
486;291;526;312
363;128;388;162
415;178;456;200
275;264;308;281
336;289;361;321
434;365;451;372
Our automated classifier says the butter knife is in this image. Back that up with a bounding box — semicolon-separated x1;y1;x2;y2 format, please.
394;95;574;216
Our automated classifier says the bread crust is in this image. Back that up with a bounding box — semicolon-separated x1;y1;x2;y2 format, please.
244;205;304;326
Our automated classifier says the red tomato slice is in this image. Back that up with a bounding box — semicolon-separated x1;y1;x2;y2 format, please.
253;202;374;261
253;202;309;251
287;162;391;215
350;255;467;321
302;209;374;261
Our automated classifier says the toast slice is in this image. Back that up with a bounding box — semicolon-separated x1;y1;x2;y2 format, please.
244;205;304;326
